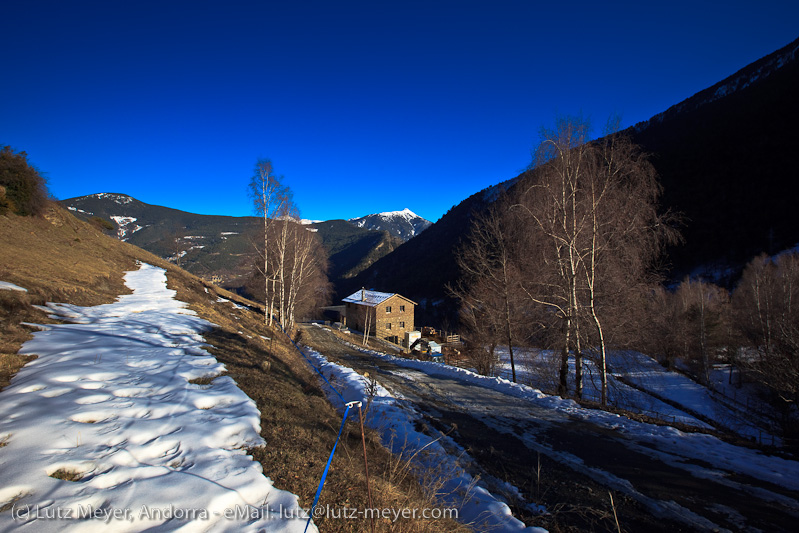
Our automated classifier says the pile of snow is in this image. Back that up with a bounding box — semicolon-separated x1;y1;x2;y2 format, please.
66;206;93;216
216;296;248;311
0;263;312;532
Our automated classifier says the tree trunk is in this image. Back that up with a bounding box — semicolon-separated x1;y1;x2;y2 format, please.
559;318;570;397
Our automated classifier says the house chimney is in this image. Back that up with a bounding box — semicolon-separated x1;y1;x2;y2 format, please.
361;288;365;301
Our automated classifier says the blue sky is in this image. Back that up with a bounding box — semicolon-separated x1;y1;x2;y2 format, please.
3;1;798;223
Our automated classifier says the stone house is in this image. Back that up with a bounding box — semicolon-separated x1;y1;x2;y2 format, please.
343;289;416;346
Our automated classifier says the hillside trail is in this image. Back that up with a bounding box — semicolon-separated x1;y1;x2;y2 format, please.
299;324;799;532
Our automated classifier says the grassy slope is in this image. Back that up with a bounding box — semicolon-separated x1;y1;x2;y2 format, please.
0;205;469;532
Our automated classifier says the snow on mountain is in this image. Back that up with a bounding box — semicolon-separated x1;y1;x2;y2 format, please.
66;206;93;216
348;208;432;241
90;192;134;205
109;215;142;240
634;36;799;133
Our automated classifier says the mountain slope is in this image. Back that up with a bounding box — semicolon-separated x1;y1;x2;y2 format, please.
348;208;432;241
61;193;259;278
343;193;490;324
59;194;412;291
349;35;799;322
627;35;799;280
311;220;404;281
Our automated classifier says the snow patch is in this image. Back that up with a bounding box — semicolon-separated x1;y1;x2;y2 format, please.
109;216;139;239
91;193;134;204
0;281;27;292
0;263;313;532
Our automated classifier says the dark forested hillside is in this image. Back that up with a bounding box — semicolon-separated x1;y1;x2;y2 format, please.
628;36;799;282
310;220;404;284
348;36;799;324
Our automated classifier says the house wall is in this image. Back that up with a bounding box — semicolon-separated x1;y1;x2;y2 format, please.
345;295;415;347
373;295;415;345
344;302;373;333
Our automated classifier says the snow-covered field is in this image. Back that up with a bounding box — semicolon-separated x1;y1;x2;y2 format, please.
0;264;312;532
324;335;799;508
494;347;779;443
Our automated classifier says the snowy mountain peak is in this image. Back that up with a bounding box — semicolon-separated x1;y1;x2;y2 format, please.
376;208;418;220
348;208;432;241
90;193;135;205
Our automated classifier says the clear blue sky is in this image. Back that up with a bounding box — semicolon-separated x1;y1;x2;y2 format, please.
3;1;798;223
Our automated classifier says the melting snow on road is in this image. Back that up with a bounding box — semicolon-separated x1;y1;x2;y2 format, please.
300;329;545;533
0;263;313;532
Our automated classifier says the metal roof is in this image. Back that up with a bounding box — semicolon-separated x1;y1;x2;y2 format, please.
342;289;395;307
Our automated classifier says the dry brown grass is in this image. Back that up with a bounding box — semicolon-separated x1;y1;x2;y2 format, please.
49;468;84;482
0;205;471;532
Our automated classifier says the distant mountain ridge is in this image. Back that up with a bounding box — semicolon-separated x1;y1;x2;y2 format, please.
632;36;799;134
348;208;432;241
59;193;423;290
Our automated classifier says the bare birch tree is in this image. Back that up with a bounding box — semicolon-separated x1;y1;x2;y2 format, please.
511;116;674;403
282;216;330;330
451;202;523;381
514;117;593;398
578;131;673;404
734;253;799;410
248;159;291;326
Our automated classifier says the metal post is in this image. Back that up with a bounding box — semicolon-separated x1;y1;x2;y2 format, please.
357;403;375;533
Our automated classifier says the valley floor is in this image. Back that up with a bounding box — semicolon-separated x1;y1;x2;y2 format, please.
299;324;799;532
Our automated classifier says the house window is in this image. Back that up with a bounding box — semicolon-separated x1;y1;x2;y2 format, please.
386;306;392;313
399;321;405;328
386;323;392;330
400;305;405;312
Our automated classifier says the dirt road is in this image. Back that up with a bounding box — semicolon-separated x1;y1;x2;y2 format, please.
299;324;799;532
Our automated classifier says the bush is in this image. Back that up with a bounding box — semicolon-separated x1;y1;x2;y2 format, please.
89;216;115;232
0;146;49;216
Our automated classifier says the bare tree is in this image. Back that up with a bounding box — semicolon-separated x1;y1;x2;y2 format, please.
451;202;524;381
675;278;731;384
513;117;594;398
281;216;330;330
578;131;674;404
248;159;291;326
453;277;505;377
511;116;675;403
248;161;330;333
734;253;799;410
637;285;686;369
